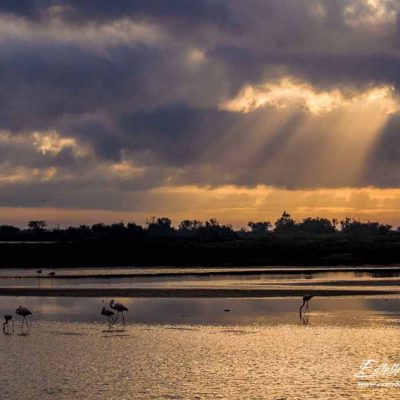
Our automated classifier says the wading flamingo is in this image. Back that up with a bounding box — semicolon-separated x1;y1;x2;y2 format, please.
16;306;32;332
299;295;313;317
3;315;14;334
110;300;128;325
101;307;115;327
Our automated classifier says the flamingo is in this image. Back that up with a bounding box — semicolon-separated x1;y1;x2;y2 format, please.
3;314;14;334
101;307;115;327
48;272;56;277
299;295;313;317
110;300;128;325
16;306;32;332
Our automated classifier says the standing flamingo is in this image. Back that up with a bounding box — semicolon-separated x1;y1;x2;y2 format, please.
110;300;128;325
3;315;14;334
16;306;32;332
101;307;115;327
299;295;313;317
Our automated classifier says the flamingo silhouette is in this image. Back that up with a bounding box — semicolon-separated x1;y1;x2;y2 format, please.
16;306;32;332
110;300;128;325
299;295;313;317
3;315;14;334
101;307;115;327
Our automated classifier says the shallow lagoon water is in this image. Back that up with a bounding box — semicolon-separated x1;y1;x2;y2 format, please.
1;297;400;399
2;268;400;399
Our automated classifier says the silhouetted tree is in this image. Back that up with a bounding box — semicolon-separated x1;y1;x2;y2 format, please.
28;220;47;231
340;218;392;235
127;222;145;239
198;219;235;240
274;212;296;233
298;217;336;234
248;221;272;237
147;217;174;237
178;220;203;237
0;225;21;240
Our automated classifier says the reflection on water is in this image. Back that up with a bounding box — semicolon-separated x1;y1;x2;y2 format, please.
1;297;400;399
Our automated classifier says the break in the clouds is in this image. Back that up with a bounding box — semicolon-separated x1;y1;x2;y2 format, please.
0;0;400;224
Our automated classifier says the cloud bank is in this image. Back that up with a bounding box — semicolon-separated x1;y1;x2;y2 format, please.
0;0;399;224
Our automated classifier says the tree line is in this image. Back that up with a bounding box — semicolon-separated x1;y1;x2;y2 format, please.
0;212;394;241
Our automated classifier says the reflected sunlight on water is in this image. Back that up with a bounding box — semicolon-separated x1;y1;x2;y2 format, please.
0;297;400;398
1;320;400;399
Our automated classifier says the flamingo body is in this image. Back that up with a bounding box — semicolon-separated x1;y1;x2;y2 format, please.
16;306;32;332
101;307;114;317
110;300;128;325
101;307;115;327
110;300;128;312
3;314;14;333
16;306;32;317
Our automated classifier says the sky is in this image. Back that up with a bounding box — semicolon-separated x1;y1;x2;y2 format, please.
0;0;400;228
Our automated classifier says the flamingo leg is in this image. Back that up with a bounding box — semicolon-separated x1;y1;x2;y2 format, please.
122;312;125;325
25;318;30;331
299;300;305;317
113;312;119;325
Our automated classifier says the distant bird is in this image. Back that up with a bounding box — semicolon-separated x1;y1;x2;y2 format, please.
36;270;42;275
224;309;230;312
3;314;14;334
101;307;115;327
110;300;128;325
16;306;32;332
48;272;56;277
299;295;313;317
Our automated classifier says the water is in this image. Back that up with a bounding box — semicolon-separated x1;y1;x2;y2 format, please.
1;296;400;399
2;267;400;398
1;267;400;293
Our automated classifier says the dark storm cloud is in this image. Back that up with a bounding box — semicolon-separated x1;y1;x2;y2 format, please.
117;105;240;166
0;0;231;24
213;48;400;90
0;0;399;208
